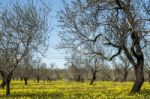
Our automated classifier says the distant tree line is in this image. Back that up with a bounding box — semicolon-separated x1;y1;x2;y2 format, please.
0;54;149;85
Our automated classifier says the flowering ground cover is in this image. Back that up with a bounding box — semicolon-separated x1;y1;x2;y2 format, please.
0;80;150;99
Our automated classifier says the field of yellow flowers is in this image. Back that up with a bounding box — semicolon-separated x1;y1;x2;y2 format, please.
0;80;150;99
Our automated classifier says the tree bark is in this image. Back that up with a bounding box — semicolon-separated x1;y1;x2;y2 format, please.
148;73;150;84
4;72;13;96
90;72;96;85
20;76;23;82
122;70;128;82
0;72;11;95
6;79;11;96
24;78;28;85
37;76;39;83
131;60;144;92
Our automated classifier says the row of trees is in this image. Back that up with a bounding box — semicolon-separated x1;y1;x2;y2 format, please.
1;54;150;85
1;50;150;95
13;60;60;85
63;51;150;84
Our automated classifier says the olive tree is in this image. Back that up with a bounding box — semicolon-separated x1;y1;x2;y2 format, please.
0;1;50;95
58;0;150;92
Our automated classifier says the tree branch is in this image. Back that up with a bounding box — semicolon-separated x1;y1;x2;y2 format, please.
104;37;121;48
109;48;122;61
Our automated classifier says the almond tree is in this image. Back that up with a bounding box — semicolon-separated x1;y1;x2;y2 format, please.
112;54;131;81
58;0;150;92
67;52;84;82
0;1;50;95
33;59;48;83
83;56;102;85
20;54;33;85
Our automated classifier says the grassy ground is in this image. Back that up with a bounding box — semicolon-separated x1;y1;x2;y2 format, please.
0;80;150;99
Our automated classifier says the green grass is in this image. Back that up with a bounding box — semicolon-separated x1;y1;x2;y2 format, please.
0;80;150;99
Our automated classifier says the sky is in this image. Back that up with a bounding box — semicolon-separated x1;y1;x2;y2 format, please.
0;0;69;69
40;0;68;68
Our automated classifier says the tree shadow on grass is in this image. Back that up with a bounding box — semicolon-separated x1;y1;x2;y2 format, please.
128;89;150;98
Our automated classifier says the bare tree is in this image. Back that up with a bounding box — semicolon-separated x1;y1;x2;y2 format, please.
20;54;33;85
119;54;131;81
58;0;150;92
84;56;102;85
112;54;131;81
32;59;48;83
48;63;60;81
99;64;112;81
0;1;50;95
66;51;84;82
33;59;42;83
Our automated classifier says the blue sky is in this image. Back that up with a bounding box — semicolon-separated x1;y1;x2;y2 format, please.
0;0;69;68
41;0;67;68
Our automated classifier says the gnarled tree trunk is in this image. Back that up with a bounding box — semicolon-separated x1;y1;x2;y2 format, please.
24;77;28;85
148;73;150;84
131;57;144;92
0;71;13;96
90;72;96;85
122;70;128;82
6;79;11;96
37;76;40;83
20;76;23;82
4;72;13;96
